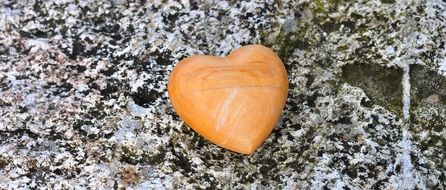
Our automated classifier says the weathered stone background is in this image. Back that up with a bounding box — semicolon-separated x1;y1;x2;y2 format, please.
1;0;445;189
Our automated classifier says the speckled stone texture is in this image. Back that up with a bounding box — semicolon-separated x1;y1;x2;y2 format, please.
0;0;445;189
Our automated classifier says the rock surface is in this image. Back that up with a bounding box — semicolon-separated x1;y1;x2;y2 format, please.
0;0;445;189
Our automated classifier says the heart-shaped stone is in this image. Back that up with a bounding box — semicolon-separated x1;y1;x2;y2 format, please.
168;45;288;154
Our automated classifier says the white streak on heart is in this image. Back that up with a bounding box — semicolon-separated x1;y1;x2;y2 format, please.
215;89;239;131
229;96;246;124
220;94;246;145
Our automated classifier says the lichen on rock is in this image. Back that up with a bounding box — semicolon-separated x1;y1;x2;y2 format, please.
1;0;446;189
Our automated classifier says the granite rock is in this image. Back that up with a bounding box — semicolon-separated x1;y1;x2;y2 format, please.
1;0;445;189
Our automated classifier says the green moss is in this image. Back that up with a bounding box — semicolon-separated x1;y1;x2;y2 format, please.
268;20;323;61
310;0;353;33
420;134;443;150
341;63;403;116
314;0;326;13
409;65;446;152
411;104;446;126
141;147;166;165
337;45;349;51
410;65;446;107
262;0;361;61
380;0;395;4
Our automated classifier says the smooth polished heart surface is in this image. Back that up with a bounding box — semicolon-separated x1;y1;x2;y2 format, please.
168;45;288;154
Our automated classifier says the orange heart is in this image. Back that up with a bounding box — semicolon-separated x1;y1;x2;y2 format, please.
168;45;288;154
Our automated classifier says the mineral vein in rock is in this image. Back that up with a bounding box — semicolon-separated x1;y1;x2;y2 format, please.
402;64;411;120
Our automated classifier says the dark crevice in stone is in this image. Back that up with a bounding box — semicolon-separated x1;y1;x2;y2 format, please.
0;128;40;139
131;87;163;108
171;151;193;176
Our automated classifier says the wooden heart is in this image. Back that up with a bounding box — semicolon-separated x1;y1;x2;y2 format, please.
168;45;288;154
